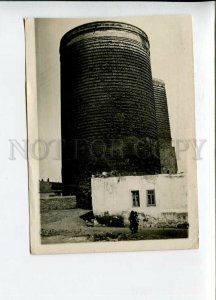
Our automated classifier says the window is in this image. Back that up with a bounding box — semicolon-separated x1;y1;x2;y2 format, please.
131;190;140;207
147;190;156;206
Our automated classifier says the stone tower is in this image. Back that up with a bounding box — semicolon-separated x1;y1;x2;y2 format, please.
60;21;162;208
153;78;177;174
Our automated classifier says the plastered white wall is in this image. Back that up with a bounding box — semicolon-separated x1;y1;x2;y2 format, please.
92;174;187;218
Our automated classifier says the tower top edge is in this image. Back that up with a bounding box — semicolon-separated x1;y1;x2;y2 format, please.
153;78;165;86
60;21;149;50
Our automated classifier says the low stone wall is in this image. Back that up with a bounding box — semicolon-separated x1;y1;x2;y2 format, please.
94;211;188;229
40;196;76;212
122;212;188;228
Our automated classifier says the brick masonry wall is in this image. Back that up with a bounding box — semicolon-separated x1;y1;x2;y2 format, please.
153;79;171;139
153;79;177;173
60;22;161;208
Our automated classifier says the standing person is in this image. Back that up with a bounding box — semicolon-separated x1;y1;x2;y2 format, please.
133;212;139;234
129;210;135;233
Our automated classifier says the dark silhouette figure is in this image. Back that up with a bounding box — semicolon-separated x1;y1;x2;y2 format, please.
129;211;139;234
134;212;139;233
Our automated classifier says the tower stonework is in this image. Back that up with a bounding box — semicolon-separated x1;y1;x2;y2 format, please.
60;21;161;208
153;79;177;174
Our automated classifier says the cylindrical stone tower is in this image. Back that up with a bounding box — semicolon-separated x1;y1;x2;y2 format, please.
60;21;161;208
153;78;177;174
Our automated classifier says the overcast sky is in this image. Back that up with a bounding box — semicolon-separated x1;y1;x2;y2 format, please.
35;16;195;182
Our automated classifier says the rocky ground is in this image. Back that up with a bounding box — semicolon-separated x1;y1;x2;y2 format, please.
40;208;188;244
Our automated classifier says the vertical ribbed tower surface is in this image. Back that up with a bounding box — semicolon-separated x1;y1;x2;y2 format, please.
60;21;161;208
153;79;177;174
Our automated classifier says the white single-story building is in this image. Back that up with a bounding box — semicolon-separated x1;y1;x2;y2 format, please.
91;173;187;224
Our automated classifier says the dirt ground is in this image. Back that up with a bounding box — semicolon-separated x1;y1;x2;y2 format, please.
41;208;188;244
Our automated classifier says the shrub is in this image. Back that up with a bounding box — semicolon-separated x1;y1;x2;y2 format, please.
177;222;189;229
95;214;124;227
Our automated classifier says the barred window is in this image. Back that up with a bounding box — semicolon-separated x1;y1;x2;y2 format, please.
131;190;140;207
147;190;156;206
